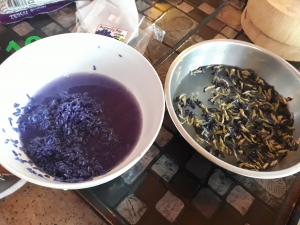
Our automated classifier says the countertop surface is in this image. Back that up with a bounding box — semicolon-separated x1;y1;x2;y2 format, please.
0;183;106;225
1;0;300;225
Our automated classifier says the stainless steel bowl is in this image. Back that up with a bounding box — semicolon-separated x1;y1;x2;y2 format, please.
165;39;300;179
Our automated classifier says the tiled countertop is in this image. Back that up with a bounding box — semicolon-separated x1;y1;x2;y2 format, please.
1;0;300;225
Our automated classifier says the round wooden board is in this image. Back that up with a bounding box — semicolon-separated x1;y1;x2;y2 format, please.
267;0;300;19
246;0;300;47
241;8;300;61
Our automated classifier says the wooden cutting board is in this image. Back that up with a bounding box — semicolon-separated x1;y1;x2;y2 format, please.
246;0;300;47
241;8;300;61
267;0;300;19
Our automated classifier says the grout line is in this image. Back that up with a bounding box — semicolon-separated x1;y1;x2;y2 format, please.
153;2;228;69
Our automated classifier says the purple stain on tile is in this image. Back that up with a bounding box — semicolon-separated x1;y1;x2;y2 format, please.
121;145;159;184
2;128;5;133
44;175;50;178
116;194;147;224
192;188;221;218
151;154;178;182
118;54;122;57
208;169;233;195
155;191;184;222
38;174;44;178
227;185;254;215
93;65;96;70
13;103;20;108
13;144;18;148
12;150;18;156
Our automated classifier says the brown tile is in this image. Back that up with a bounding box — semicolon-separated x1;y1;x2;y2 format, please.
187;8;208;23
236;33;252;43
197;25;218;39
165;0;182;6
175;207;209;225
12;22;34;36
185;0;204;7
163;111;178;133
226;185;254;215
205;0;224;8
144;7;164;20
136;0;151;11
229;0;246;10
155;126;174;147
198;2;215;14
156;191;184;222
156;52;179;85
144;38;172;65
135;172;167;207
244;201;275;225
214;33;227;39
177;34;205;52
156;8;198;47
216;5;242;31
48;6;76;28
144;0;160;4
137;210;169;225
212;205;244;225
231;173;295;212
207;18;225;31
164;136;195;166
155;1;172;11
208;169;233;196
177;2;194;13
170;170;200;199
116;194;147;224
186;153;212;179
139;14;153;29
192;188;221;218
220;26;238;38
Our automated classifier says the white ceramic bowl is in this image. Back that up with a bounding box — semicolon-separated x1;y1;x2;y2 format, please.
0;33;165;189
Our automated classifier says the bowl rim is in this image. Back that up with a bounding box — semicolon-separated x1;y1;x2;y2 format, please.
0;33;165;189
165;39;300;179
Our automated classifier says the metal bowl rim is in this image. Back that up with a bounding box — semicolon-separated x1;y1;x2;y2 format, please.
165;39;300;179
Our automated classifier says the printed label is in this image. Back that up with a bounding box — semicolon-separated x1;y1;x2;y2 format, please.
95;24;128;42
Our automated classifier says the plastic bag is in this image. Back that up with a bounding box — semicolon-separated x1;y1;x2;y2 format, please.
0;0;72;24
73;0;139;43
127;17;166;54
